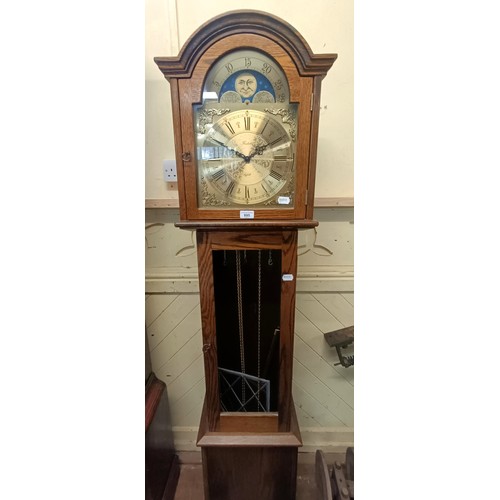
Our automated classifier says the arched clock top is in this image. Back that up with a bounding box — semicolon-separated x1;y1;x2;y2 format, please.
155;10;337;221
154;10;337;81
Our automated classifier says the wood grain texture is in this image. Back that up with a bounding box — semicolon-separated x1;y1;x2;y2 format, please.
197;396;302;500
306;77;324;219
195;231;219;431
168;79;188;221
218;413;278;433
278;230;298;432
203;446;298;499
146;373;166;432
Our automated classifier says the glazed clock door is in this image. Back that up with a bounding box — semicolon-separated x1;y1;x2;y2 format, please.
175;35;314;220
196;229;298;433
195;49;297;210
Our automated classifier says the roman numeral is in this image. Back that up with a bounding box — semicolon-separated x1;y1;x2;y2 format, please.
267;136;284;147
226;181;236;195
211;169;225;181
244;115;251;130
225;122;235;135
245;186;250;199
269;170;283;181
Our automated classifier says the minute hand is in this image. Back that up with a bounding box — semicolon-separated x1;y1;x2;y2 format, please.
211;138;249;161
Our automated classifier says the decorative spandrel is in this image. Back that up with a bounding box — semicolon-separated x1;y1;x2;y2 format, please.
212;249;281;412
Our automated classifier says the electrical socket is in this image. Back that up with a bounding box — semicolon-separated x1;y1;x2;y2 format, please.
163;159;177;182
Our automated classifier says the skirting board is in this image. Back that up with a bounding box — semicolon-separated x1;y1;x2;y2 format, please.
171;426;353;454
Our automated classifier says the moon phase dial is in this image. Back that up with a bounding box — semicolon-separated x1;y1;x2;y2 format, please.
198;109;295;206
204;49;290;103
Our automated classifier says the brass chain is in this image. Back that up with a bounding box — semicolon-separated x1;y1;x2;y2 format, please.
257;250;262;411
257;250;262;379
235;250;246;404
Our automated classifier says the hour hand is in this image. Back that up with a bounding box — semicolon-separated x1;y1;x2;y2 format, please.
248;143;268;160
231;148;249;161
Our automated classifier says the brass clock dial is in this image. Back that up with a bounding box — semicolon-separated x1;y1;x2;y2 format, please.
197;109;295;206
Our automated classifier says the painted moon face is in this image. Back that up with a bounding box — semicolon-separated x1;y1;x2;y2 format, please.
235;73;257;98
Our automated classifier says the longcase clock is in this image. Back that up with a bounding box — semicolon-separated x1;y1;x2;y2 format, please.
155;10;336;500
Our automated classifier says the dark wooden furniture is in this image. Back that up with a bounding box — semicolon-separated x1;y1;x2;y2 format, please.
146;373;180;500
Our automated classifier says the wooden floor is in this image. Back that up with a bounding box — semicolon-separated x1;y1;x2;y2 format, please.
172;452;344;500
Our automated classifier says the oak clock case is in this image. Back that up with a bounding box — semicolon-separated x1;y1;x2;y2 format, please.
195;50;297;210
154;10;336;500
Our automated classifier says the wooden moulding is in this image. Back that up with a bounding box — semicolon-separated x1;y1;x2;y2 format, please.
154;10;337;81
196;396;302;448
174;219;319;230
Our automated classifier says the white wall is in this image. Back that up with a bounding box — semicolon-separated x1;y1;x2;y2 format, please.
145;0;353;200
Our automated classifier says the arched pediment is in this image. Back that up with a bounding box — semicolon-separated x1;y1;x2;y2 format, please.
155;10;337;80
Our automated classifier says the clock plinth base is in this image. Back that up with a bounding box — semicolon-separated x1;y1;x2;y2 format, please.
197;397;302;500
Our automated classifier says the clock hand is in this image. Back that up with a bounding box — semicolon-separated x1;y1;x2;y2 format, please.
234;150;251;162
248;136;285;160
247;143;269;160
210;138;250;161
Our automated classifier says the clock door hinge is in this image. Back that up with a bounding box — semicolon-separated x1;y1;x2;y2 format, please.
305;189;309;205
310;93;314;111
